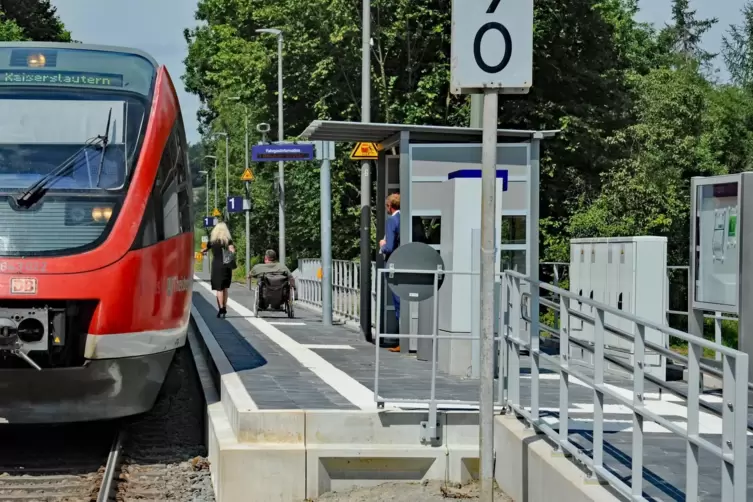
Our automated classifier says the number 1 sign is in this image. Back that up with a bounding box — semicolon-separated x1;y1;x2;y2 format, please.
450;0;533;95
227;196;244;213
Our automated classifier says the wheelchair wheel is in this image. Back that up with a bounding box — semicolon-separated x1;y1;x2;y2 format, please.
253;285;260;316
286;298;295;319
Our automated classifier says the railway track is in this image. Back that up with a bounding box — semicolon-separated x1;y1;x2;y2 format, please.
0;421;122;502
114;344;212;502
0;344;213;502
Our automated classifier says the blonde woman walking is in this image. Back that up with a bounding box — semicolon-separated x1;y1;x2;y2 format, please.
208;222;235;318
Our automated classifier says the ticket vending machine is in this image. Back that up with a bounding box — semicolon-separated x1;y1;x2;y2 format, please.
689;173;753;381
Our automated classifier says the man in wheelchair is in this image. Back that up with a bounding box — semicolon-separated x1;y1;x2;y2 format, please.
248;249;296;314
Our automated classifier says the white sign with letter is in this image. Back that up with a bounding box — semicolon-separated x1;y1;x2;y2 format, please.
450;0;533;94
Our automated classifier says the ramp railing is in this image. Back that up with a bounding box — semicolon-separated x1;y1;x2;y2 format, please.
369;264;749;501
296;258;375;322
297;259;732;343
502;270;748;502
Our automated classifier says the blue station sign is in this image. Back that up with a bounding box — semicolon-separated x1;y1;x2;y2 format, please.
251;143;315;162
227;196;244;213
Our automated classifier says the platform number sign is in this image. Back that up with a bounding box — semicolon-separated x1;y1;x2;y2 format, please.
227;196;244;213
450;0;533;94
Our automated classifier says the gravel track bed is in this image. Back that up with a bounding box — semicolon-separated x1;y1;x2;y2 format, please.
116;345;213;502
311;480;512;501
0;420;116;501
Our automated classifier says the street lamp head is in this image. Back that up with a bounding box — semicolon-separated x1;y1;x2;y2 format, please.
256;28;282;36
228;96;241;101
203;155;217;160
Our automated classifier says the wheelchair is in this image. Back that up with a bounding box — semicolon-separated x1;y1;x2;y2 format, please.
252;271;295;318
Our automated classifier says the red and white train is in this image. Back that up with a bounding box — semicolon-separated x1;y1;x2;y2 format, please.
0;42;194;423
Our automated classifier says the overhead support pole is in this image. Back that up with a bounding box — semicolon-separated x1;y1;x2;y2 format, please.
359;0;372;342
277;32;286;266
319;141;334;326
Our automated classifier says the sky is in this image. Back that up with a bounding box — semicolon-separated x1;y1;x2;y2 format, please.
49;0;745;144
636;0;745;82
49;0;202;143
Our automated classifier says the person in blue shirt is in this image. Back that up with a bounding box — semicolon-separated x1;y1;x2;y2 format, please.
379;193;401;351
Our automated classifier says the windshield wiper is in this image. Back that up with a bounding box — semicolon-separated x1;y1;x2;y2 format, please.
14;109;113;208
13;136;104;208
95;107;113;187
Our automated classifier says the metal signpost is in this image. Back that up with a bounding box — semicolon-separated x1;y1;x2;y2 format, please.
242;167;254;288
450;0;533;499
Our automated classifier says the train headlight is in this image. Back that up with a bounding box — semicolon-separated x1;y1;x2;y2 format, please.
26;53;46;68
91;206;112;223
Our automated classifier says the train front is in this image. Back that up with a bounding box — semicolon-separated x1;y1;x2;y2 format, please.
0;43;194;424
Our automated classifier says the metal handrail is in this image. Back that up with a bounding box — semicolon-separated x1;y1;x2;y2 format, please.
369;264;748;501
502;270;748;502
527;293;753;391
507;270;739;356
296;258;374;321
521;294;753;430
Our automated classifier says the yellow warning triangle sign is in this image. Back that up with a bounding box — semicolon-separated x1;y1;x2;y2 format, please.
349;142;379;160
241;168;254;181
212;208;221;217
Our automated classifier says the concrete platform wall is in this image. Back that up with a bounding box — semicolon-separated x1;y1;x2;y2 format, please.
191;308;624;502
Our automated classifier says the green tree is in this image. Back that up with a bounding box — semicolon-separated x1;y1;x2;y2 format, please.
0;14;26;41
0;0;70;41
183;0;658;269
722;1;753;90
659;0;717;67
568;63;725;265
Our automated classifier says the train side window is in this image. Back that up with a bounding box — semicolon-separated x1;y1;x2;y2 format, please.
173;116;192;232
160;126;181;239
133;185;164;248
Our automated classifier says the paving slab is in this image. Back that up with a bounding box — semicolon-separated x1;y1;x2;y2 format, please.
192;282;356;410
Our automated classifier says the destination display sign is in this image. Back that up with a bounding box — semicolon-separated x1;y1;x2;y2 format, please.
251;144;314;162
0;70;124;88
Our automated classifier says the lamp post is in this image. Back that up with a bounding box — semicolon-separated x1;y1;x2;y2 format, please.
229;96;252;287
199;170;209;216
228;96;248;174
256;27;285;265
203;155;218;212
212;133;229;218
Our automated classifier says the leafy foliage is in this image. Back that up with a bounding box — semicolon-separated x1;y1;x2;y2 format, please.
181;0;753;279
0;14;26;41
0;0;70;42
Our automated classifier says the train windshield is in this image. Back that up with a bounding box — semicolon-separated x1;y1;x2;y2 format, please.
0;46;156;257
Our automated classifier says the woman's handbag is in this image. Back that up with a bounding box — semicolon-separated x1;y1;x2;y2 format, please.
222;247;237;269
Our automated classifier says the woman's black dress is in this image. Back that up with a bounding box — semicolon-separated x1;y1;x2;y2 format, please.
209;240;233;291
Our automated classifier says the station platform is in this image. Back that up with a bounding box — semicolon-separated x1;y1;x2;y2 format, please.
189;276;753;501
